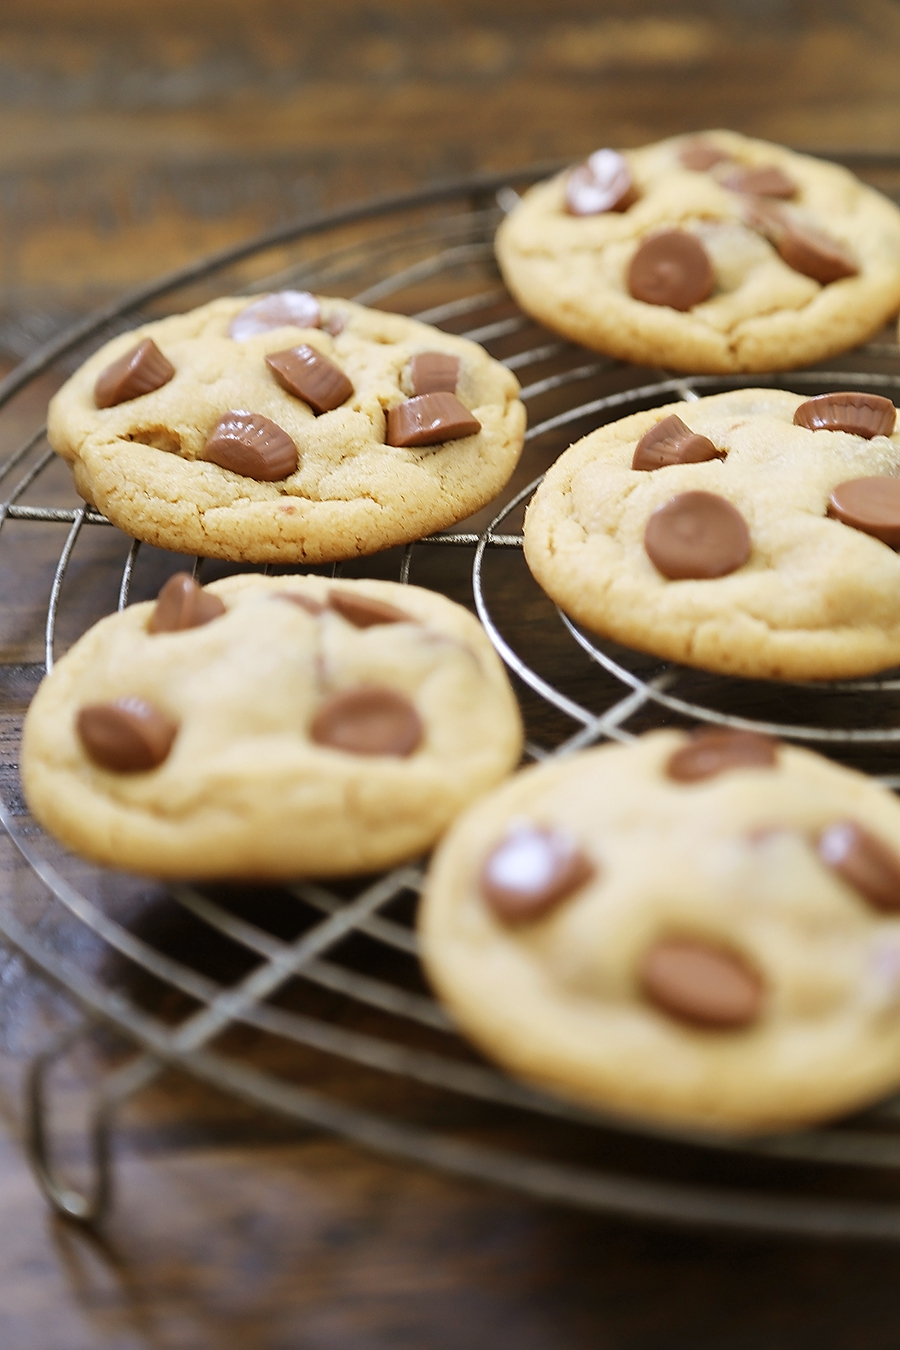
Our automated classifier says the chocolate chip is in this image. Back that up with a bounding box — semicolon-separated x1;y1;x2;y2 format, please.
632;414;723;471
228;291;321;340
310;686;422;757
275;592;327;615
818;821;900;913
640;937;763;1029
328;589;411;628
265;344;353;414
480;825;595;923
386;393;481;449
77;697;177;772
644;491;751;580
94;339;175;409
411;352;460;396
323;312;346;337
148;573;226;633
204;411;298;481
721;165;796;198
757;212;858;284
679;139;730;171
565;149;638;216
666;728;778;783
828;477;900;547
793;392;896;439
628;230;714;311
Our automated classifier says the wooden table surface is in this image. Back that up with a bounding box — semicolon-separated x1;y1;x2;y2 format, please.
3;3;900;1347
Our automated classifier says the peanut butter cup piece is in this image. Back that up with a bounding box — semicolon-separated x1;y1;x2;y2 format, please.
721;165;796;198
310;686;422;757
266;344;353;414
777;221;857;284
77;697;177;772
640;937;763;1029
411;352;460;396
828;477;900;547
818;821;900;913
632;414;723;471
328;589;411;628
204;411;298;481
480;825;595;923
793;392;896;439
666;728;778;783
628;231;714;311
94;338;175;409
386;393;481;449
565;148;638;216
644;491;750;580
148;573;225;633
679;139;730;171
228;290;320;340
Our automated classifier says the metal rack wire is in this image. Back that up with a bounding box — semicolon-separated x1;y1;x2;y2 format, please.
4;165;900;1239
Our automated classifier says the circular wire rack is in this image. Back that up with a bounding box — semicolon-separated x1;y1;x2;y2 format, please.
5;163;900;1240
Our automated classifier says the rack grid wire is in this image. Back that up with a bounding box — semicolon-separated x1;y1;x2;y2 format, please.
4;163;900;1240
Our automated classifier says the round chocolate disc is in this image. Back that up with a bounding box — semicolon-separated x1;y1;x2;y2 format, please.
479;825;595;923
828;477;900;548
639;937;763;1029
310;686;422;757
77;697;178;772
627;230;714;311
666;728;778;783
644;491;751;580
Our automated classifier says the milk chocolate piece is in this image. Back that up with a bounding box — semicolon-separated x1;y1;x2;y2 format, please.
666;728;778;783
411;352;460;396
679;139;730;171
565;149;638;216
148;573;225;633
628;231;714;311
94;339;175;409
275;592;327;615
777;221;857;284
77;697;177;772
828;477;900;547
644;491;751;580
640;937;763;1029
632;414;723;471
328;589;411;628
323;312;346;337
266;344;353;414
204;411;298;481
480;825;595;923
818;821;900;913
228;291;321;340
793;392;896;439
386;393;480;448
310;686;422;757
721;165;796;198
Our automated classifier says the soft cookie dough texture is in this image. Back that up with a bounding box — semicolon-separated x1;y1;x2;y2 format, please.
21;575;524;879
421;732;900;1132
524;388;900;680
496;130;900;373
47;297;525;563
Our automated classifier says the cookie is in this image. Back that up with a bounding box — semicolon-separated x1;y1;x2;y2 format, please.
496;130;900;373
523;386;900;681
47;293;526;563
420;728;900;1132
21;574;523;879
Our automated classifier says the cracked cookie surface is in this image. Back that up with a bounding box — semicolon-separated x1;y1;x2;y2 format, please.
47;296;525;563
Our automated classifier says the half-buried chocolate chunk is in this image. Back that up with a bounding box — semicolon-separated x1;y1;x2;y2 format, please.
386;393;481;448
480;824;595;923
94;338;175;409
828;477;900;547
632;414;723;471
148;573;226;633
721;165;796;198
745;202;858;283
666;728;778;783
204;411;298;481
793;392;896;439
678;139;730;171
228;290;320;340
644;491;751;580
275;591;326;615
565;148;638;216
310;686;422;757
640;937;763;1029
411;352;460;396
818;821;900;913
77;697;177;772
627;230;714;311
328;590;411;628
265;344;353;414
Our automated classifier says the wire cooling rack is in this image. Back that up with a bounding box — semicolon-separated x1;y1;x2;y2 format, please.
5;163;900;1240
